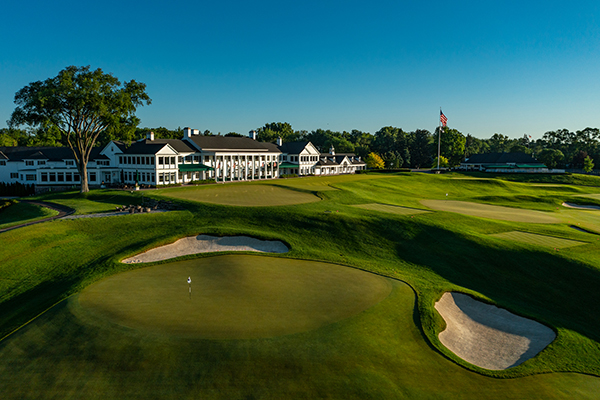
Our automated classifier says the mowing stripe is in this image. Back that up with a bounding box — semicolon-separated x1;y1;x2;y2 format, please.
489;231;588;249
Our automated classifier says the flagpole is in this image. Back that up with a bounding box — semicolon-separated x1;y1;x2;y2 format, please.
437;108;442;170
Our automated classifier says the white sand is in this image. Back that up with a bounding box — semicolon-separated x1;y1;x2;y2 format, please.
562;202;600;210
122;235;288;263
435;292;556;370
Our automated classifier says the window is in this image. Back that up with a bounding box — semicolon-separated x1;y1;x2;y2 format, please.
127;156;132;164
159;173;164;183
66;173;72;182
178;156;183;163
41;173;48;182
26;174;36;181
151;173;155;182
57;172;64;182
170;157;176;165
158;156;164;165
25;160;34;166
37;160;46;165
74;173;80;181
171;172;176;182
0;160;5;166
97;160;109;166
119;156;123;164
150;157;155;165
65;160;74;166
141;157;146;165
136;156;140;164
49;173;56;182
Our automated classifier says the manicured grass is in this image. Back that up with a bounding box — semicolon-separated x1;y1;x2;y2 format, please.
0;201;59;229
420;199;561;223
33;189;144;214
155;183;320;206
78;255;392;339
489;231;588;249
352;203;431;215
1;172;600;397
2;275;599;399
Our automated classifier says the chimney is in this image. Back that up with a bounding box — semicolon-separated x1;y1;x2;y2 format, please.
329;145;335;155
277;137;283;146
184;127;192;139
249;130;257;140
193;129;200;136
147;131;155;141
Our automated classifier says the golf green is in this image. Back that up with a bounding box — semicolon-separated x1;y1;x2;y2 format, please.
156;184;320;206
77;255;392;339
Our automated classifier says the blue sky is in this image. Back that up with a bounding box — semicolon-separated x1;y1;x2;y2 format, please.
1;0;599;139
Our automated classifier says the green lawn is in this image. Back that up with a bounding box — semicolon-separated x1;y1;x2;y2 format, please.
1;172;600;398
155;182;321;206
0;201;59;229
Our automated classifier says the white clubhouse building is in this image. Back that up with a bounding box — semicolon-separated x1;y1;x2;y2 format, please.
0;128;366;189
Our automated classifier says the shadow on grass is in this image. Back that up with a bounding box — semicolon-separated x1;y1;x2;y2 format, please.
384;221;600;343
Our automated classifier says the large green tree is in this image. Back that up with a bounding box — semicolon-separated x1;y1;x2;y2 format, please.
9;65;151;192
433;127;466;167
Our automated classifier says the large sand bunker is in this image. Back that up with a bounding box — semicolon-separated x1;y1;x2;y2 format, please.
122;235;288;263
435;292;556;370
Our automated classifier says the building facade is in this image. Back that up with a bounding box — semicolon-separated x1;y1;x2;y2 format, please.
0;128;366;189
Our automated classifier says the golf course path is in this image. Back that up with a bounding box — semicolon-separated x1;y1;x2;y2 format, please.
562;202;600;210
0;200;74;234
435;292;556;370
122;234;288;263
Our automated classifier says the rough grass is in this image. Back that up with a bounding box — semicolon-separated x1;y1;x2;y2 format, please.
1;172;600;397
352;203;431;215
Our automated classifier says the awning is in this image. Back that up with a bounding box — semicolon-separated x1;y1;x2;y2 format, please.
178;164;214;172
278;162;298;168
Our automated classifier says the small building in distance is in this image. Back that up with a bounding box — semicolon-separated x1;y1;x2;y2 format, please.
460;152;564;173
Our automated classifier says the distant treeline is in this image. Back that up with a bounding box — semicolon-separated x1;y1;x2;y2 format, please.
2;123;599;169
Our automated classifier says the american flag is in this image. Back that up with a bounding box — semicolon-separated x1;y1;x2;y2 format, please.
440;110;448;127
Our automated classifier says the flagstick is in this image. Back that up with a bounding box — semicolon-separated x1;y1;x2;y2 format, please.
437;108;442;170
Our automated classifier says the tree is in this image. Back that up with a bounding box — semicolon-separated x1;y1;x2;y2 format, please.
365;152;385;169
433;127;466;167
408;129;431;168
432;155;449;169
9;66;151;192
584;156;595;173
538;148;565;169
256;122;301;143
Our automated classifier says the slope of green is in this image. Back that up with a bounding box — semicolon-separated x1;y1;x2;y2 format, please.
0;201;59;229
1;172;600;397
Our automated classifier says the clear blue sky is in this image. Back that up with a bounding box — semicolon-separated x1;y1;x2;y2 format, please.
2;0;599;139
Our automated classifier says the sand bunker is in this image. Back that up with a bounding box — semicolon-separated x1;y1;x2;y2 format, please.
122;235;288;263
435;292;556;370
562;202;600;210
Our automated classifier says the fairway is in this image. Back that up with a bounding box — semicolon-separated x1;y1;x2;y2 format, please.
489;231;588;249
156;183;320;206
352;203;431;216
78;255;392;339
420;200;560;223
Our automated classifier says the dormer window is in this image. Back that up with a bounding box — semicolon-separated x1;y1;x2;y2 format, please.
37;160;46;165
25;160;34;166
65;160;75;166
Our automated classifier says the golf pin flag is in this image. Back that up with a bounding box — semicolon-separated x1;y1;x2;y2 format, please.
440;110;448;127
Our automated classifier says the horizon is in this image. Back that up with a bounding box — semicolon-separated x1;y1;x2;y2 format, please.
2;1;599;140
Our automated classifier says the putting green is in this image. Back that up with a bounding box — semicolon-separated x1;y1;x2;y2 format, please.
489;231;588;249
420;200;560;223
77;255;392;339
156;184;320;206
352;203;431;216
